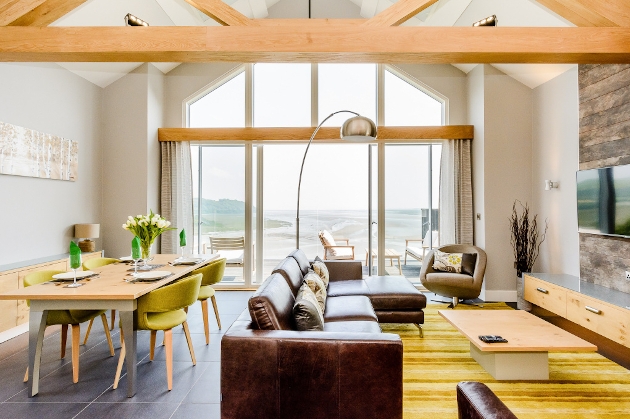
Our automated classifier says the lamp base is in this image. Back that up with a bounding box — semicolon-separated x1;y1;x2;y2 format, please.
78;239;95;253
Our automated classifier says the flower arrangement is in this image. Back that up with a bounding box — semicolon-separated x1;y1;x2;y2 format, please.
122;210;174;259
509;200;548;278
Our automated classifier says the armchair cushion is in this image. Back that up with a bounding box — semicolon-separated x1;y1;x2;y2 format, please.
293;283;325;331
461;253;478;276
433;250;464;273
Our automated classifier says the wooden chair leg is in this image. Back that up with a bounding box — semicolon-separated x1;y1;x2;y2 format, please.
100;314;115;356
71;324;80;383
60;324;68;359
113;341;125;389
201;299;210;344
83;319;94;346
150;330;157;361
164;329;173;391
110;310;116;330
210;295;221;330
182;321;196;366
23;367;28;383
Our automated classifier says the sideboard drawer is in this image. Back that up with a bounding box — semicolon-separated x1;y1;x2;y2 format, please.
524;274;567;316
566;291;630;348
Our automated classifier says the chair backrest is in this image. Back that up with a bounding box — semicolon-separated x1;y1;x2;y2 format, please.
210;237;245;253
137;274;202;318
24;270;65;287
318;230;337;247
82;257;119;271
423;230;439;247
190;258;226;286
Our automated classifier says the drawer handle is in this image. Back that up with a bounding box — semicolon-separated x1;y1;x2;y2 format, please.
585;306;601;315
536;287;548;294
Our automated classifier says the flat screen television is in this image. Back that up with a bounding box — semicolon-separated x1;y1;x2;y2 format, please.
577;164;630;237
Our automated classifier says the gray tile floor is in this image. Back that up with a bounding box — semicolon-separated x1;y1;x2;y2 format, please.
0;291;254;419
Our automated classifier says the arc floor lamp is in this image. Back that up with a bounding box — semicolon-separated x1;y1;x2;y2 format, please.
296;110;378;250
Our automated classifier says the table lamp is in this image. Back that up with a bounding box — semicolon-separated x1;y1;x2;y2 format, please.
74;223;100;252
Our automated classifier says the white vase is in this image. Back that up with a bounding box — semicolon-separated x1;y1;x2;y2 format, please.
516;275;532;311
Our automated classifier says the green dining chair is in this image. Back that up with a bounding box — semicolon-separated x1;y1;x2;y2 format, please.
23;270;115;384
82;257;120;343
113;273;202;391
188;258;226;344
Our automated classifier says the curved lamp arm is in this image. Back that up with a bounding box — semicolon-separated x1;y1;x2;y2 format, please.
296;110;360;249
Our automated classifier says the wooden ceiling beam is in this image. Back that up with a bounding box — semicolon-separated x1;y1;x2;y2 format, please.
157;126;474;142
2;26;630;64
183;0;255;26
6;0;87;26
535;0;618;27
363;0;439;27
0;0;45;26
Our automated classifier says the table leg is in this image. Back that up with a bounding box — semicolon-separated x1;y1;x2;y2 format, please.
120;311;137;397
397;257;402;275
28;309;48;397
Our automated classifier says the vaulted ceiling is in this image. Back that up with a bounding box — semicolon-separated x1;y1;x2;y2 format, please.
1;0;629;88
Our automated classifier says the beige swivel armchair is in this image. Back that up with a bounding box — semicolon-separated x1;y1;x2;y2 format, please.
419;244;487;308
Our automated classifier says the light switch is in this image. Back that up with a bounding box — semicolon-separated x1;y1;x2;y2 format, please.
476;213;481;220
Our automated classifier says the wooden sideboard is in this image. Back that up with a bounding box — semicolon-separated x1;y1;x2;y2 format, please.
0;251;102;333
524;273;630;349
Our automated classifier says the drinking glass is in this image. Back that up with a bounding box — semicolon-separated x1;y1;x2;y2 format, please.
67;253;83;288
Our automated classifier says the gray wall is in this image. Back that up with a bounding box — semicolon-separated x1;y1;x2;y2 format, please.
102;64;162;258
532;67;580;276
577;64;630;293
0;63;102;265
468;64;533;302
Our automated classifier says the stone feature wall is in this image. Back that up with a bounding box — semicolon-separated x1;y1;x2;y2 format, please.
579;64;630;293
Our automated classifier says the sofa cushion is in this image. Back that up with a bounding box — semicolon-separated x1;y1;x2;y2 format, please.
364;276;427;310
327;279;370;297
324;295;378;322
288;249;311;275
293;283;325;331
272;257;304;297
323;320;381;334
304;270;327;312
311;257;330;287
248;273;295;330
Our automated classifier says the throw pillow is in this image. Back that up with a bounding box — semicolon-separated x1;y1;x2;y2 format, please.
304;270;327;312
311;256;330;287
433;250;463;273
293;283;324;331
318;230;337;256
461;253;478;276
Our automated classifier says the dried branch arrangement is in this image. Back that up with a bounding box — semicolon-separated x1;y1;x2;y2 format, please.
510;200;548;278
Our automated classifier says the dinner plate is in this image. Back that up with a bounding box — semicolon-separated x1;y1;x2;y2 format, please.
132;270;172;280
119;256;134;262
172;258;203;265
52;271;96;280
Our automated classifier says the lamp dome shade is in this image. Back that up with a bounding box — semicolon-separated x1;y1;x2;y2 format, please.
74;223;100;239
340;115;377;142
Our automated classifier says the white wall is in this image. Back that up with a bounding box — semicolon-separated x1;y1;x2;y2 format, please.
469;65;533;302
0;63;102;265
531;67;579;275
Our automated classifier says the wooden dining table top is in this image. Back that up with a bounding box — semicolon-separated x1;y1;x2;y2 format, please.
0;253;218;301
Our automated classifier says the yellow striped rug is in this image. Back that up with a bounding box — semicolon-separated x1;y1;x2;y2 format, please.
381;303;630;419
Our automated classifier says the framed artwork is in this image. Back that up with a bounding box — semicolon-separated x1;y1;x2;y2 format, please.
0;121;77;181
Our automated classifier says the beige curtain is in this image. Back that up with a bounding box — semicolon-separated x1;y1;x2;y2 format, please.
160;141;193;254
439;139;473;245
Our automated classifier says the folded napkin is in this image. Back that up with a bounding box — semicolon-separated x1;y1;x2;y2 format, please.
69;241;82;270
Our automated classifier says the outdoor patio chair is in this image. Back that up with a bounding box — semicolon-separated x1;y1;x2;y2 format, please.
318;230;355;260
405;230;439;265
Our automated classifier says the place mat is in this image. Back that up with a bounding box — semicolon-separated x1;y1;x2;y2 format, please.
126;273;174;283
127;263;165;272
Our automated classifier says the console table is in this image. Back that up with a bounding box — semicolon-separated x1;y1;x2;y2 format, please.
524;273;630;349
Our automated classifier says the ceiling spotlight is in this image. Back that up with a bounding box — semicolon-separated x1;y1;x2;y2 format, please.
125;13;149;27
472;15;497;27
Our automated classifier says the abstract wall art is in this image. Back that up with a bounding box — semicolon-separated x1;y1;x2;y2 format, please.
0;121;77;181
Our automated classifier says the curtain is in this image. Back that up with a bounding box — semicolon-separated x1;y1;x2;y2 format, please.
439;139;473;245
160;141;194;254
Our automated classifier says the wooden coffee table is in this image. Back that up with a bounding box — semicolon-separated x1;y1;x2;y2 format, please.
365;248;402;274
439;310;597;380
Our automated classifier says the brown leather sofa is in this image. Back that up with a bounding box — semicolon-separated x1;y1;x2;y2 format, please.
457;382;518;419
221;249;426;419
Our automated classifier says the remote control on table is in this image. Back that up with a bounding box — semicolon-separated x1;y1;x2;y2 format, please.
478;335;508;343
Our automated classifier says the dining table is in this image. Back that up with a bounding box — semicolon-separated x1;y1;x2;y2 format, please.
0;253;218;398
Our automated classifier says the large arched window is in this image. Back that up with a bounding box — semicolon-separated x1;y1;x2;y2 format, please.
188;64;445;287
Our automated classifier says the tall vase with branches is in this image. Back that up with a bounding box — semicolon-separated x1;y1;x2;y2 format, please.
510;200;548;310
